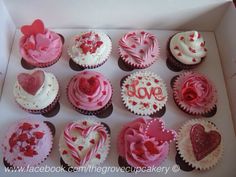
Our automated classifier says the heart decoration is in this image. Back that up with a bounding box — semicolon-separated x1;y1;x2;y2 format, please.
36;34;50;49
63;121;107;166
119;31;156;64
21;19;45;37
190;124;221;161
79;76;100;95
17;70;45;96
9;122;44;158
145;119;176;143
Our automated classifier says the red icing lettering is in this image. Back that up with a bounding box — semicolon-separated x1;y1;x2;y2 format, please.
126;80;165;101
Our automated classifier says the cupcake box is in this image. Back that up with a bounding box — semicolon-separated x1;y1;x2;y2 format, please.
0;1;236;177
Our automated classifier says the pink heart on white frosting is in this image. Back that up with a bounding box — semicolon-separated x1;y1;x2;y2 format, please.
145;119;176;143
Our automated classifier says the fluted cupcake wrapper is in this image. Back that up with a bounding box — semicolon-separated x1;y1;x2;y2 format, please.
17;93;60;114
176;119;223;170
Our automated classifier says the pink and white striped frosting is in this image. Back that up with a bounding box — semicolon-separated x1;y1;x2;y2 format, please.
67;71;112;111
119;31;160;68
1;119;53;168
59;119;110;167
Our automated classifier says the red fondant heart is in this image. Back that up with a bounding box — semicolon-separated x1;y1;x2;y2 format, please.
17;70;45;96
21;19;45;37
145;119;176;143
79;76;99;95
190;124;221;161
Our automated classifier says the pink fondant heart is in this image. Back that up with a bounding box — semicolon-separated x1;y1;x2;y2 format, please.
190;124;221;161
36;34;50;49
21;19;45;37
17;70;45;95
145;119;176;143
79;77;100;95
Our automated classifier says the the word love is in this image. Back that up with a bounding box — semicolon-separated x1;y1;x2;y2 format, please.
126;80;165;101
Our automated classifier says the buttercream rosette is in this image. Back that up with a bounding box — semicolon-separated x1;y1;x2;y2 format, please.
173;71;217;116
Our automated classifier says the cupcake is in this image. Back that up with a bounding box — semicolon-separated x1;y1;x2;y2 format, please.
59;119;110;169
68;31;112;69
121;71;168;116
176;119;223;170
19;19;63;68
118;31;160;69
1;119;54;168
166;31;207;71
67;71;113;115
13;70;60;114
118;117;176;168
172;71;217;116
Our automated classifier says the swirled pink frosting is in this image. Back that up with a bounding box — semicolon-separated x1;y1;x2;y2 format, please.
118;118;169;167
173;72;217;113
1;119;53;167
67;71;112;111
19;30;62;64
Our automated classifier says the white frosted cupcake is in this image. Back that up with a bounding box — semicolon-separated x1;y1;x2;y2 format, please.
68;31;112;69
13;70;59;114
121;71;168;116
176;119;223;170
59;119;110;169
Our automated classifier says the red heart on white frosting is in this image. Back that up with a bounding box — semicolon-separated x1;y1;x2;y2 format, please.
145;119;176;143
190;124;221;161
21;19;45;37
17;70;45;95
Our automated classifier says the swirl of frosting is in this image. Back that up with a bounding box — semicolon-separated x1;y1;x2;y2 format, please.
13;71;59;110
67;71;112;111
19;30;63;64
173;72;217;112
170;31;207;65
118;118;169;167
119;31;159;68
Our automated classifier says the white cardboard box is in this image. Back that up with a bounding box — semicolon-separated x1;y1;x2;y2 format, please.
0;0;236;177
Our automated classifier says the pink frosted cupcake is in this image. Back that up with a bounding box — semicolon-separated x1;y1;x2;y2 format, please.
13;70;60;114
67;71;113;115
1;119;54;168
19;19;63;68
68;31;112;69
59;119;110;170
118;31;160;69
172;71;217;116
118;117;176;168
